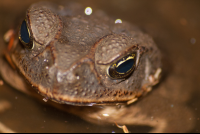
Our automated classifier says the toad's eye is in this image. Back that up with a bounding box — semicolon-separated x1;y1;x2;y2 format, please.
107;53;137;79
19;20;33;49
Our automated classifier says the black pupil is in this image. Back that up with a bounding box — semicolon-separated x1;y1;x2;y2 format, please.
20;20;30;43
116;59;134;73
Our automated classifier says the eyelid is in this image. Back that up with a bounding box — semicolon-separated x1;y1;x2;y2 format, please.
97;45;139;65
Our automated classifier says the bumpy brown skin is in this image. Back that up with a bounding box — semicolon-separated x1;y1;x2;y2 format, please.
11;2;161;106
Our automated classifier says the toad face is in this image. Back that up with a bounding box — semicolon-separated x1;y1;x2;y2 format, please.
8;2;161;106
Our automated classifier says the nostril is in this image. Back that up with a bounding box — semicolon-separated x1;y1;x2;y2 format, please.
75;73;80;80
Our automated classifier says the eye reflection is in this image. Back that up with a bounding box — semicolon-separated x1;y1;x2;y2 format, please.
19;20;33;49
20;20;30;43
116;58;134;73
107;53;136;79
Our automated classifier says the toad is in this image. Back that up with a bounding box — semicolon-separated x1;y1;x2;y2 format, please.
0;1;194;132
